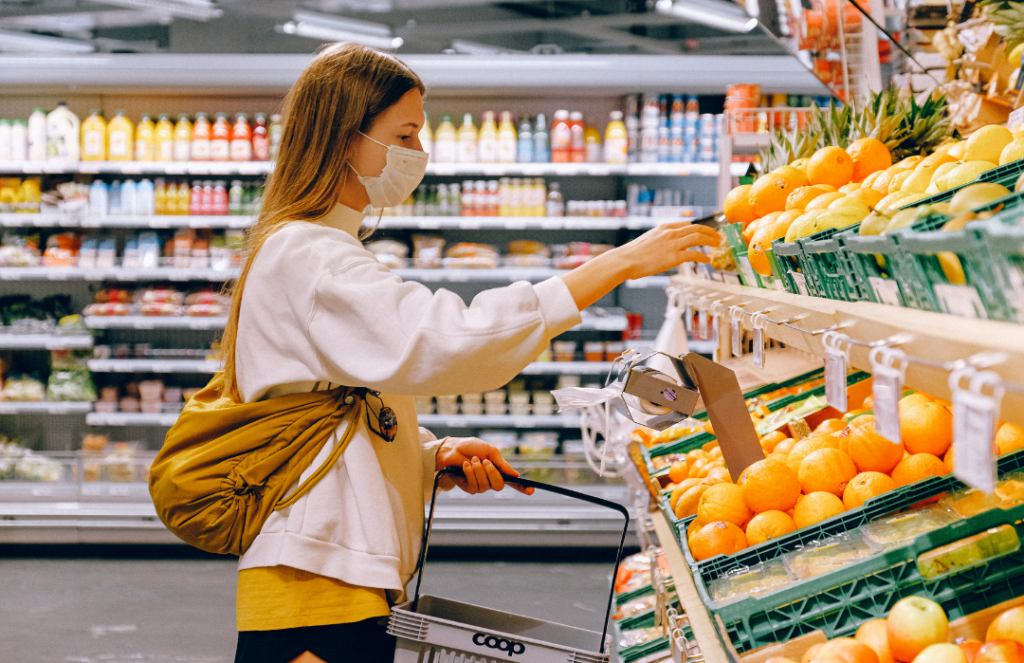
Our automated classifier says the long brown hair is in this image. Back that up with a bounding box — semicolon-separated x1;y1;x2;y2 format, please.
220;42;425;400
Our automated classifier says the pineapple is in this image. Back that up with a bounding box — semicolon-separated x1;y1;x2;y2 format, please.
979;0;1024;53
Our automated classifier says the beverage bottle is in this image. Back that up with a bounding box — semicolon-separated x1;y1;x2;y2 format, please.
81;109;107;161
137;179;154;216
604;110;628;164
47;102;80;162
89;180;108;218
154;178;167;215
107;109;134;161
477;111;497;163
190;112;212;161
533;113;549;163
671;95;685;129
456;113;478;163
210;112;231;161
108;181;122;216
0;120;11;161
230;113;252;162
413;185;426;216
213;180;229;215
516;118;533;163
550;110;571;162
545;181;564;217
178;180;193;216
268;114;283;161
135;114;155;161
155;114;174;162
27;108;47;161
200;180;214;215
121;179;137;217
496;111;517;164
11;120;28;161
437;183;450;216
433;114;457;163
508;178;523;216
658;120;670;163
449;182;461;216
583;124;602;163
251;113;269;161
624;95;640;163
418;111;433;160
460;179;474;216
229;180;244;215
568;111;585;163
173;114;192;162
189;181;204;216
533;178;548;216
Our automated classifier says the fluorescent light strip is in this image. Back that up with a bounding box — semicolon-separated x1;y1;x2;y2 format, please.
292;11;393;38
277;21;403;50
654;0;759;33
0;28;96;53
84;0;223;22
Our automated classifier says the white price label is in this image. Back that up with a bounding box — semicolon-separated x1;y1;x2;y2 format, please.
934;284;987;319
731;316;742;358
869;277;903;306
1008;266;1024;321
712;315;722;363
790;271;809;297
872;371;903;444
698;308;708;339
753;328;765;369
773;278;785;292
738;256;758;287
684;305;693;333
825;351;848;412
1010;106;1024;130
953;389;998;493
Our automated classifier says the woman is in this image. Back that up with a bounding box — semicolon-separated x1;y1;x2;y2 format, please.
224;42;720;663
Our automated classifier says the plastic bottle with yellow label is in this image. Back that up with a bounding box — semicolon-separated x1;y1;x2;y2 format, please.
107;110;134;161
81;110;107;162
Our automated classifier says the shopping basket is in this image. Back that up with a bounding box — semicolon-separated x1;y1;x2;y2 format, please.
388;466;631;663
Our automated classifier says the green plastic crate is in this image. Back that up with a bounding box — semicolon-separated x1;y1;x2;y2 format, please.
722;222;764;289
981;219;1024;323
801;231;864;302
700;499;1024;653
771;237;812;296
900;158;1024;209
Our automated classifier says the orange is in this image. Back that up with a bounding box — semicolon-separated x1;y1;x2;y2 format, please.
688;458;709;478
871;166;909;194
890;453;949;487
706;467;732;483
898;392;933;413
798;448;858;496
786;185;831;211
774;165;810;189
943;447;955;473
900;402;953;456
918;151;957;169
843;471;896;509
815;418;848;435
702;421;715;436
724;185;758;226
850;413;875;428
786;434;840;475
743;215;772;244
689;521;748;561
808;146;854;188
793;491;846;528
816;183;838;192
675;483;711;519
848;187;885;209
748;218;791;276
760;430;788;453
670;478;703;509
750;172;797;216
863;395;874;410
805;191;846;211
845;422;904;473
668;461;689;484
996;422;1024;455
746;510;797;545
774;438;797;455
768;452;790;465
687;517;705;544
697;483;752;527
702;440;718;453
847;137;892;182
739;459;802;512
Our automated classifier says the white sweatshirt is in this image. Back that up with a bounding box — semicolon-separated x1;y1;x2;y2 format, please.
234;203;582;594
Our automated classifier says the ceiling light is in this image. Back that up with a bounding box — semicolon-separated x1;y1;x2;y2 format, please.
450;39;524;55
276;11;402;50
655;0;759;33
84;0;223;22
0;29;96;53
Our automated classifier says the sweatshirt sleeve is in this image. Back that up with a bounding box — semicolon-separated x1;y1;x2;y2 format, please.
419;427;446;500
307;250;582;396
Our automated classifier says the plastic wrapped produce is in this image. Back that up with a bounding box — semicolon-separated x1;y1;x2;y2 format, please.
863;505;961;552
184;290;230;317
82;289;133;317
46;365;96;402
0;232;41;267
710;561;794;605
1;374;45;401
138;287;184;317
917;523;1021;579
783;532;878;580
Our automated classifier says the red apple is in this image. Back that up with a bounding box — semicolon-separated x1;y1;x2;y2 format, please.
958;640;984;663
818;637;882;663
975;640;1024;663
987;607;1024;646
858;618;897;663
887;596;950;662
913;644;969;663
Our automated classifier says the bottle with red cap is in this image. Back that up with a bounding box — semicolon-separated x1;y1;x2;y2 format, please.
210;113;230;162
568;111;585;163
550;110;571;163
230;113;252;162
251;113;269;161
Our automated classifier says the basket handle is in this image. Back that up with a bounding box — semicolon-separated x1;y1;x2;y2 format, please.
412;466;631;655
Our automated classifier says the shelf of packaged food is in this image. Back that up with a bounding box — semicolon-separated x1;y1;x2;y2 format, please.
0;267;237;282
673;274;1024;429
86;359;221;373
0;334;94;350
85;412;181;427
415;414;580;428
520;361;614;375
84;316;227;330
0;401;94;415
0;212;81;227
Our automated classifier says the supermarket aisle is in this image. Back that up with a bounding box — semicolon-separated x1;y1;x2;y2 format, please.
0;555;615;663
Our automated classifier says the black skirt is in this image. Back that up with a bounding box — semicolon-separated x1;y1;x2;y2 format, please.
234;617;396;663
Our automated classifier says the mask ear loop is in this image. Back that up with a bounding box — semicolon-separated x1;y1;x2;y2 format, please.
341;135;383;241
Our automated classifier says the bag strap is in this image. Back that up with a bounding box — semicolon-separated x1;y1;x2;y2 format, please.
274;397;364;511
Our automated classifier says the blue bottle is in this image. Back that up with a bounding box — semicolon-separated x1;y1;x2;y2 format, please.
517;119;533;163
89;180;108;218
108;180;122;216
533;113;550;163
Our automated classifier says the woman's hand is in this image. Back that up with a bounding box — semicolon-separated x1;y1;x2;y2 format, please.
562;221;722;311
435;437;534;495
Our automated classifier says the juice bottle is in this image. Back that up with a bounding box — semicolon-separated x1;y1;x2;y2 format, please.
212;180;229;215
251;113;269;161
533;113;549;163
189;181;203;216
604;110;628;164
155;114;174;162
456;113;477;164
268;114;283;161
418;111;432;160
190;112;211;161
210;112;231;161
230;113;252;161
433;114;457;163
135;114;155;161
517;118;533;163
154;178;168;215
477;111;497;163
177;181;192;215
569;111;585;163
550;110;571;163
106;109;134;161
81;110;107;161
496;111;517;164
200;180;214;215
173;114;192;162
47;102;80;162
583;124;602;163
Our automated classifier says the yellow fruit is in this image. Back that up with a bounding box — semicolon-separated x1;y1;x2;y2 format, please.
808;146;854;188
806;191;846;211
861;170;884;190
872;167;909;194
874;191;916;213
847;138;892;182
895;155;924;169
774;164;810;188
964;124;1013;164
750;173;796;216
934;161;997;192
828;196;872;217
947;141;966;160
839;183;861;193
900;167;936;194
848;187;884;208
918;152;957;169
738;459;802;512
746;511;797;546
697;483;752;527
798;448;858;496
786;185;831;211
724;185;759;226
996;422;1024;455
888;170;915;194
793;491;846;528
938;252;966;284
858;210;891;236
1008;43;1024;69
931;160;963;182
948;182;1011;215
1001;138;1024;166
783;211;820;243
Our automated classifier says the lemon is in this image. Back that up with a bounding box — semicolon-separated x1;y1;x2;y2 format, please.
883;206;930;233
934;161;998;191
938;252;966;285
805;191;846;211
813;209;866;233
889;170;915;194
1000;137;1024;166
1008;43;1024;69
948;182;1011;215
875;191;915;212
859;210;891;236
839;182;861;193
947;142;967;160
784;211;821;243
934;140;959;157
828;196;871;218
900;167;936;194
896;155;924;169
931;160;963;183
964;125;1013;164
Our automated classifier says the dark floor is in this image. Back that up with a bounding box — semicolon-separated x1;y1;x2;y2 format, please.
0;555;615;663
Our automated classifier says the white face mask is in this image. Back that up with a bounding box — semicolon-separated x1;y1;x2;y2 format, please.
348;131;428;209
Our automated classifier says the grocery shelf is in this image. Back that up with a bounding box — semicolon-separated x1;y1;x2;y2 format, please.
674;274;1024;429
0;401;94;415
80;214;253;229
86;412;180;426
84;316;227;330
0;212;81;227
519;361;615;375
0;267;237;281
415;414;581;428
0;334;93;350
86;358;221;373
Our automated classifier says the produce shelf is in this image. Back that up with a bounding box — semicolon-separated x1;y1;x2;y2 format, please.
0;212;81;227
0;401;94;415
86;359;221;373
415;414;581;428
0;267;237;282
85;412;180;426
0;334;93;350
84;316;228;330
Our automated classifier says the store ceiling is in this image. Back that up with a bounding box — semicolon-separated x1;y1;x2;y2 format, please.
0;0;792;56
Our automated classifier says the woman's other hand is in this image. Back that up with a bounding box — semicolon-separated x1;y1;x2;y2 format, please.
435;437;534;495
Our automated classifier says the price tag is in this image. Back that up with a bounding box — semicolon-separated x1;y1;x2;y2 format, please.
753;328;765;369
823;331;850;412
790;271;809;297
1010;106;1024;129
698;307;708;339
934;284;987;319
773;278;785;292
868;277;903;306
951;368;1004;494
712;315;723;363
870;346;907;445
738;256;758;287
684;303;693;333
731;314;742;358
